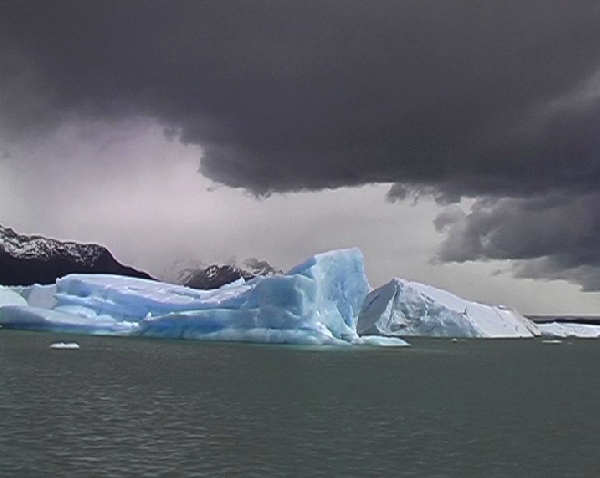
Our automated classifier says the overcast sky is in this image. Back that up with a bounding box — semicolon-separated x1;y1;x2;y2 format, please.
2;1;600;314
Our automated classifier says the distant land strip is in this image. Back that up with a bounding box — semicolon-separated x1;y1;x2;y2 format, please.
528;316;600;326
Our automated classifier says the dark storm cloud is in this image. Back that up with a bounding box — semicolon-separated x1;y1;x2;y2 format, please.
3;1;600;288
1;1;599;194
435;195;600;290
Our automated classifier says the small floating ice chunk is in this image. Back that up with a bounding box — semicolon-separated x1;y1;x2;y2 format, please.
50;342;80;349
542;339;563;344
353;335;410;347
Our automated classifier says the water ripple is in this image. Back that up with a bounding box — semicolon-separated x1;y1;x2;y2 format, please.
1;332;600;476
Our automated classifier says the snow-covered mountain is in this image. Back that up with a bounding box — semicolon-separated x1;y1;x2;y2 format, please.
185;264;256;290
0;225;153;286
185;259;281;290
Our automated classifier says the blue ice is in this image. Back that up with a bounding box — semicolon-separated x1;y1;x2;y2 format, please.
0;249;409;346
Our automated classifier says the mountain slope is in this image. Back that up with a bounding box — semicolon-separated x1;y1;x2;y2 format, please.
185;264;255;290
184;258;282;290
0;225;153;286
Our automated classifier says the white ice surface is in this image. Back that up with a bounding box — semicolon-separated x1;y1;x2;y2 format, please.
0;286;28;307
537;322;600;338
12;284;57;309
357;278;540;338
50;342;80;349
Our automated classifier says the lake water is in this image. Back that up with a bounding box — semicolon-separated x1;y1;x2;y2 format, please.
1;331;599;477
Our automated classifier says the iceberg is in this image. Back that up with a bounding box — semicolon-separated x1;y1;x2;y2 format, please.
537;322;600;338
0;249;408;346
357;278;540;338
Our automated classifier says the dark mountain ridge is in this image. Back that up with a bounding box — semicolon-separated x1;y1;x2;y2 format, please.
0;224;280;290
527;315;600;326
184;259;282;290
0;225;153;286
185;264;255;290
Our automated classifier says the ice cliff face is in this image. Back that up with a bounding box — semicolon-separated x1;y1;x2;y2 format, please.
0;225;153;286
357;278;541;338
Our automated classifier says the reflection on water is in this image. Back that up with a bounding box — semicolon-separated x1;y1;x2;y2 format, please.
1;332;600;477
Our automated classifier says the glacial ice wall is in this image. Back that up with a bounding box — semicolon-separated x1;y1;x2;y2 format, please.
357;278;540;338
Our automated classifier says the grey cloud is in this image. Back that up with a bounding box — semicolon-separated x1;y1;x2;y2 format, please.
436;195;600;290
513;260;600;293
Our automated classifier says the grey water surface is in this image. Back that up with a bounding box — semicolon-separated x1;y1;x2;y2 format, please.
1;331;599;477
